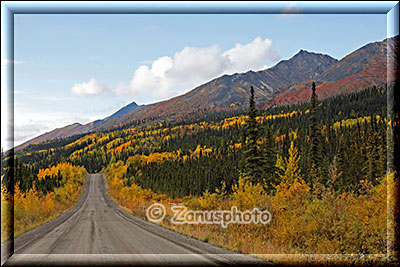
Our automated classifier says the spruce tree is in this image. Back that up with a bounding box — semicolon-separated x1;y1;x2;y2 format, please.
309;81;321;187
243;86;264;183
242;87;280;187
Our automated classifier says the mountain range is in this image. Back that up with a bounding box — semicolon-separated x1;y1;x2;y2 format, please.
15;35;398;151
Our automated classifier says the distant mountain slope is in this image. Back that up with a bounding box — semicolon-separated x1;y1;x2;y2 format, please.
258;50;338;88
15;102;140;151
320;39;389;83
104;101;139;122
273;36;398;104
180;49;338;108
14;123;92;151
90;101;140;129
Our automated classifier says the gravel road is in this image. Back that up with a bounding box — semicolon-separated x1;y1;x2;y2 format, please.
2;174;269;266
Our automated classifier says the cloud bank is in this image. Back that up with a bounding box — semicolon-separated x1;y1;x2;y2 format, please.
73;36;280;103
72;78;110;96
12;112;93;147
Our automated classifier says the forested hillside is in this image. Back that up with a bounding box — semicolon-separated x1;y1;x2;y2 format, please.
4;84;390;194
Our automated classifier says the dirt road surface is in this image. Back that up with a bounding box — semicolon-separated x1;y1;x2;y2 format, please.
2;174;269;266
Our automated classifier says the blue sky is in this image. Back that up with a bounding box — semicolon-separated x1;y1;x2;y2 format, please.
3;12;393;147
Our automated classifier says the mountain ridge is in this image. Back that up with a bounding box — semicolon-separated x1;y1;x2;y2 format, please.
272;35;398;105
92;49;338;128
14;36;398;152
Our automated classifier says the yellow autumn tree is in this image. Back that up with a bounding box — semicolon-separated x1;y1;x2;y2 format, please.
276;154;285;177
281;141;302;184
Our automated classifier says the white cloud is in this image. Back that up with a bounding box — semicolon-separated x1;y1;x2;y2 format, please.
223;37;280;74
167;45;230;87
13;122;49;143
116;37;280;102
71;78;110;96
116;61;172;101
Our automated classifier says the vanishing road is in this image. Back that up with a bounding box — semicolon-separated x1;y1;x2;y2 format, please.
2;174;268;266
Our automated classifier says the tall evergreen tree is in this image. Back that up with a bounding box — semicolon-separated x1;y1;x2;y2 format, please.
309;81;321;187
243;86;264;183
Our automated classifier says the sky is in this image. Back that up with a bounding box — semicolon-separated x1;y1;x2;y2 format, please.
1;11;394;149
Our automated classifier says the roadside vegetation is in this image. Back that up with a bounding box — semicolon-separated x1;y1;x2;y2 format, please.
1;163;87;242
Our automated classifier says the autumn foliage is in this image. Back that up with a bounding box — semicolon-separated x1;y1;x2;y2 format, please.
1;163;87;241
